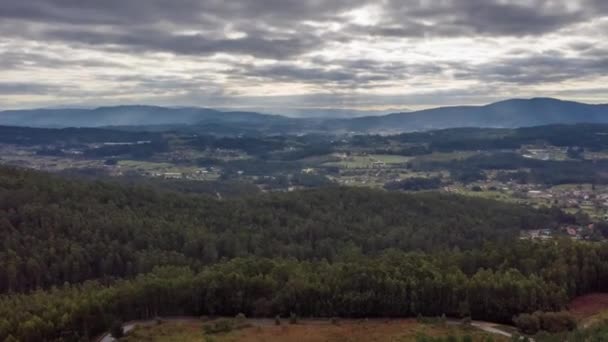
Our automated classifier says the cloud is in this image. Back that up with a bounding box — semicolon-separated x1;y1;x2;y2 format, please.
454;52;608;85
0;51;126;70
0;0;607;109
36;28;322;59
0;82;58;95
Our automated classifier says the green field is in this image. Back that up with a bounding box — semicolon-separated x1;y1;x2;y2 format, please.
412;151;478;163
323;154;410;169
369;154;412;164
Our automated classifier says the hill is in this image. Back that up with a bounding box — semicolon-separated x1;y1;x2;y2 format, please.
0;105;290;128
1;98;607;134
1;166;608;341
0;165;564;293
338;98;608;133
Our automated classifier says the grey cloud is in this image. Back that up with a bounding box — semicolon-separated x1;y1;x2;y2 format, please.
0;0;607;110
235;58;445;87
0;0;364;26
2;0;605;62
102;74;227;96
39;28;321;59
0;51;126;70
0;82;58;95
359;0;607;38
454;52;608;84
569;42;596;51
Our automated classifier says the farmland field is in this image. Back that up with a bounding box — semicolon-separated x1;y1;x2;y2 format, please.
369;154;412;164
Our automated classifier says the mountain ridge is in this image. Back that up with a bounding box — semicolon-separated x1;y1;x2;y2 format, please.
1;97;607;133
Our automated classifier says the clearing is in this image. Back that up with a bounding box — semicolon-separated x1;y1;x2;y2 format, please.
119;318;507;342
569;293;608;328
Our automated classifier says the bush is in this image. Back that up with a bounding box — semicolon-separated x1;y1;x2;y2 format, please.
110;320;124;339
513;313;540;335
203;319;234;334
289;312;298;324
537;311;577;333
514;311;576;334
235;313;246;324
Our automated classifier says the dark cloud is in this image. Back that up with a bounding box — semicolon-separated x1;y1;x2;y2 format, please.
0;0;364;58
232;58;447;89
36;28;321;59
100;74;227;96
1;0;606;60
0;0;607;109
0;51;125;70
454;52;608;84
0;0;364;26
363;0;606;38
0;82;58;95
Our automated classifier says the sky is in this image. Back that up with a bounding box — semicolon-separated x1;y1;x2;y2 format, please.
1;0;607;113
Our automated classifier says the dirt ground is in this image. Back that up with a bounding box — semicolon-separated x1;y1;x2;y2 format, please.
569;293;608;319
122;318;507;342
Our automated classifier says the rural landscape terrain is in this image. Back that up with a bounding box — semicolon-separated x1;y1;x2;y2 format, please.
3;0;608;341
1;100;608;342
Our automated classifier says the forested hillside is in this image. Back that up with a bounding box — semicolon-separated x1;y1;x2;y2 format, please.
0;166;564;293
2;241;608;341
1;166;607;341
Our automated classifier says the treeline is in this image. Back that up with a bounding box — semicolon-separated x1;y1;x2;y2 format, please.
0;252;576;341
514;311;577;335
82;140;169;158
0;165;570;293
0;125;161;146
415;153;608;185
351;124;608;155
384;177;443;191
406;124;608;152
4;239;608;341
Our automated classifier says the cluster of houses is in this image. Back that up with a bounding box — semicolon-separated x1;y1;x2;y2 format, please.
521;224;603;241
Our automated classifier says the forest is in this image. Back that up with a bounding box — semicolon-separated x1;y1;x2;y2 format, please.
2;241;608;341
0;165;607;340
0;165;568;293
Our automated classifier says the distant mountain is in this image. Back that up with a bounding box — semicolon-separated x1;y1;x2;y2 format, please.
216;107;403;118
335;98;608;133
1;98;607;134
0;106;288;128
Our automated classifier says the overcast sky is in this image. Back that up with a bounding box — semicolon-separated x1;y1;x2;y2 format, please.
1;0;607;112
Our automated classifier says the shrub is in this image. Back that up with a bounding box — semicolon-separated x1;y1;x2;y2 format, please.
513;313;540;335
289;312;298;324
235;313;246;324
537;311;577;333
203;319;234;334
110;320;124;339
